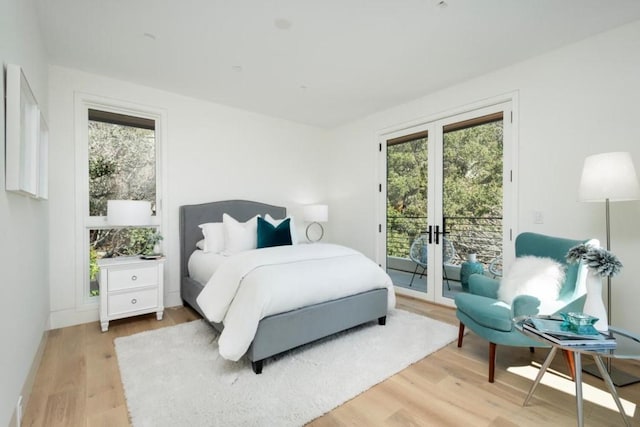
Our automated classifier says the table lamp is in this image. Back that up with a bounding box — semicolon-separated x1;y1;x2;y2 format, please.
107;200;152;226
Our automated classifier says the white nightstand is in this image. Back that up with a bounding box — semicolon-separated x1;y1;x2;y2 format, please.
98;256;165;332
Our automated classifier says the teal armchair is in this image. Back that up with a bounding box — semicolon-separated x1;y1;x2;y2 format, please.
454;232;598;382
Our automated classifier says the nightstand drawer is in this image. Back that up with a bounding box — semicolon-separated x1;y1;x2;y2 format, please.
108;265;158;291
108;288;158;316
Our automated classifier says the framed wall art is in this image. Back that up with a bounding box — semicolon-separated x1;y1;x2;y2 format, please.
5;64;47;199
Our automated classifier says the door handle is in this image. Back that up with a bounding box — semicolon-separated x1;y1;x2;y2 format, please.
427;225;433;244
434;223;449;245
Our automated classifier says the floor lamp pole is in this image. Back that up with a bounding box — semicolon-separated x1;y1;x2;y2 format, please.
605;198;611;326
582;198;640;386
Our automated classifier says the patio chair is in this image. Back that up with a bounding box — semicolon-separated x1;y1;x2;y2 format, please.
409;235;456;289
409;235;428;286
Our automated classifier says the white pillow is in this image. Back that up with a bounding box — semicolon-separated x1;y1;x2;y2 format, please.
498;256;565;304
198;222;225;253
264;213;298;244
223;213;259;254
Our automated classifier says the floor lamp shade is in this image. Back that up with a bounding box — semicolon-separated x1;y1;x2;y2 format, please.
107;200;152;226
578;152;640;202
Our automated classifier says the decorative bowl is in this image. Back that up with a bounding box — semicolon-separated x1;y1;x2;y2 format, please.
559;312;599;335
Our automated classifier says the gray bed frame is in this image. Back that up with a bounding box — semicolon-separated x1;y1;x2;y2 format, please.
179;200;388;374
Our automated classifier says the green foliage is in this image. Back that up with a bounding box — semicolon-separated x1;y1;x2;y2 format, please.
89;246;100;281
88;121;156;217
143;232;163;255
89;156;117;215
91;228;157;258
387;138;428;258
386;121;503;262
442;123;503;218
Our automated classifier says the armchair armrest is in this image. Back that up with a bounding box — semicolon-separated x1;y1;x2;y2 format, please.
511;295;541;318
468;274;499;299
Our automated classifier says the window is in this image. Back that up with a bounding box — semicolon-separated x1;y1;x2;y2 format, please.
78;103;163;299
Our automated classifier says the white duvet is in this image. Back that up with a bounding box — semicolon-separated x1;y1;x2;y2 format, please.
196;243;395;361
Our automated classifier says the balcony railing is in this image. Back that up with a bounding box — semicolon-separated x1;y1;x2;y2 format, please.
387;215;502;266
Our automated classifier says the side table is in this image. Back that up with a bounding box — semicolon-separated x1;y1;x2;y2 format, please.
515;316;639;427
98;256;165;332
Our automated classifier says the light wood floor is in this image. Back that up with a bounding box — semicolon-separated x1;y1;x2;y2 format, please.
23;296;640;426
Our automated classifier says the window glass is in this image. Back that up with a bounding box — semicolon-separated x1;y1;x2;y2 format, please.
88;115;156;216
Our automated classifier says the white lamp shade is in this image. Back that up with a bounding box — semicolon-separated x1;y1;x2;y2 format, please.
578;152;640;202
303;204;328;223
107;200;152;226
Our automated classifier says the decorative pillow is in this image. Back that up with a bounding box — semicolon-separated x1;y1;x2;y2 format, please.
264;214;298;244
222;213;259;254
498;256;565;304
196;239;205;250
198;222;224;253
257;217;293;248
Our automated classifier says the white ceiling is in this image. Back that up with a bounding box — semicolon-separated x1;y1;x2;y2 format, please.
36;0;640;128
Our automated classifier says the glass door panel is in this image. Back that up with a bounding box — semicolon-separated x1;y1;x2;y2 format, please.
385;132;429;294
437;112;505;304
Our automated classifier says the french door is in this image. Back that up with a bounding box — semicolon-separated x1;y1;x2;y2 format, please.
379;101;513;306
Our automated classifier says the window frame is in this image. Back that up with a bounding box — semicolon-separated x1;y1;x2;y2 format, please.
74;93;168;305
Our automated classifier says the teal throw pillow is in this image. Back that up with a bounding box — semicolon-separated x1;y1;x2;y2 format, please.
257;217;292;248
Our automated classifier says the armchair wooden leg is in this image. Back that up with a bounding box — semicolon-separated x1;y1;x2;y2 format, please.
562;349;576;381
489;342;496;383
457;322;465;347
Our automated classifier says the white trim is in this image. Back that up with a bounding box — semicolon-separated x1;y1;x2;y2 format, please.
73;92;169;310
394;285;432;302
377;91;518;138
165;290;182;308
49;306;100;330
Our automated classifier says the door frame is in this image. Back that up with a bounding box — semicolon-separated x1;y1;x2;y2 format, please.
377;93;519;306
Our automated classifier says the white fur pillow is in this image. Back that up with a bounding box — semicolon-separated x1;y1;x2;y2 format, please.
498;256;565;304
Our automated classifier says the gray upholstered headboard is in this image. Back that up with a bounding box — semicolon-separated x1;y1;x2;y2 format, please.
179;200;286;281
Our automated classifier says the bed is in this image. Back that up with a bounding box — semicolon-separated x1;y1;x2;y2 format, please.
179;200;393;373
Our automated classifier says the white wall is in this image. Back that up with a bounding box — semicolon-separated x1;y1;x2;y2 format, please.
327;20;640;332
47;66;329;328
0;0;50;425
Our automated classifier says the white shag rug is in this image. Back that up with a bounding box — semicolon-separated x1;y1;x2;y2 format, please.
115;309;457;427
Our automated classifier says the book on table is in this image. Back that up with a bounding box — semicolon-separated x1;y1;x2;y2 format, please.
523;317;617;348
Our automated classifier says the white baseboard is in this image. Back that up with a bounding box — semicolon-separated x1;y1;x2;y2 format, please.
49;306;100;329
9;330;49;427
49;291;184;329
165;290;182;308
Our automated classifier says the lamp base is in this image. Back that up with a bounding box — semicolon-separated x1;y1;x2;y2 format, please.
305;222;324;242
583;362;640;387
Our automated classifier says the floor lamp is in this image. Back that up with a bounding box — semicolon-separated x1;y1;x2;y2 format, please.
578;151;640;387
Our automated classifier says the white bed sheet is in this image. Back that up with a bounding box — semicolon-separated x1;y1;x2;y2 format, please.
196;243;395;361
187;250;228;285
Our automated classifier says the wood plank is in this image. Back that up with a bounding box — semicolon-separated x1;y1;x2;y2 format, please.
22;296;640;426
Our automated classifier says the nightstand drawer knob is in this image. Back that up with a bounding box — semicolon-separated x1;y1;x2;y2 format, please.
131;275;138;281
131;298;137;304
